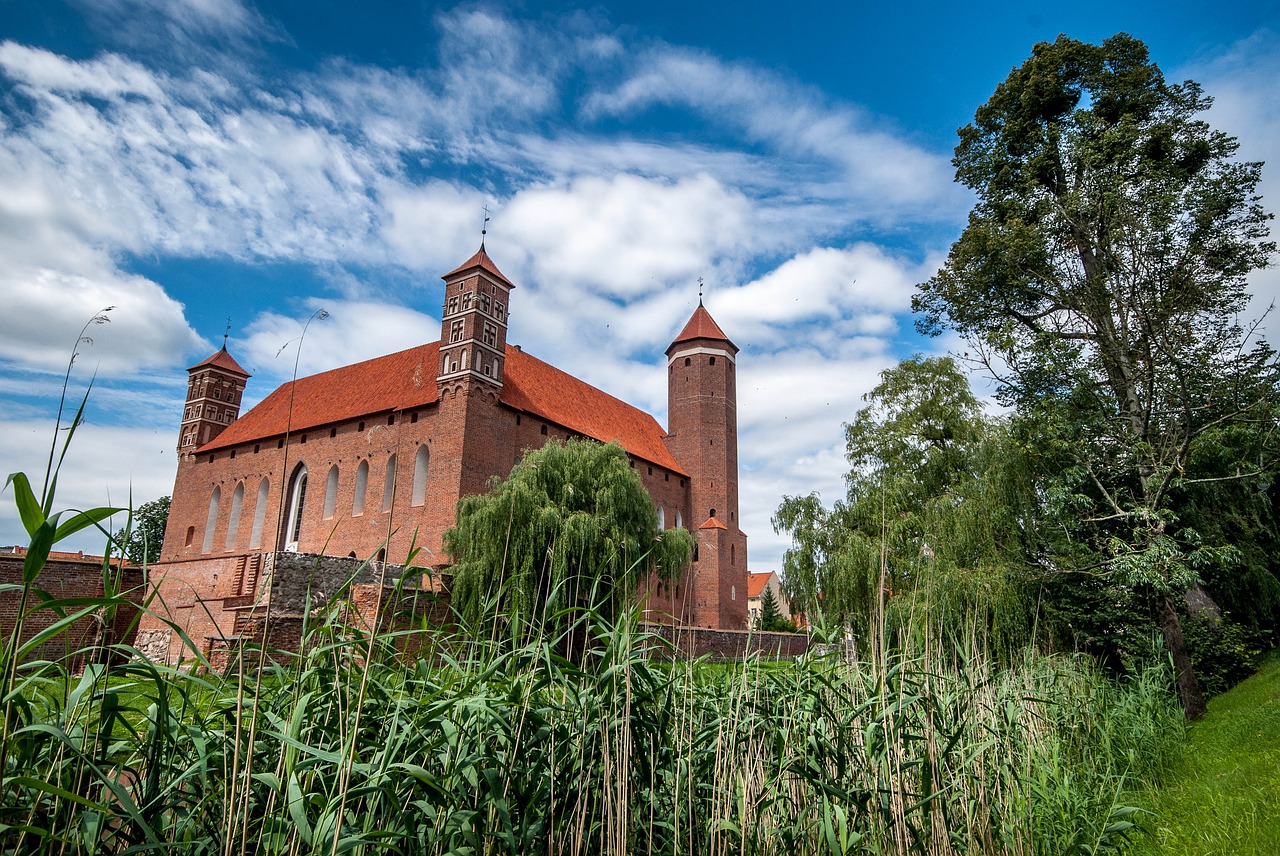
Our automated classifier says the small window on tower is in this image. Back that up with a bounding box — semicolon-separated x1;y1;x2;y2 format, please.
462;292;473;310
448;296;459;314
540;424;548;435
483;323;496;346
684;357;691;367
480;293;490;313
709;356;716;365
450;320;464;343
710;508;716;518
214;389;221;400
496;304;505;320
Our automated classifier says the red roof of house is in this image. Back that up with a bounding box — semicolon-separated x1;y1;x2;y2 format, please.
201;342;685;473
698;517;728;530
747;571;775;598
442;245;513;287
190;347;250;377
668;305;736;354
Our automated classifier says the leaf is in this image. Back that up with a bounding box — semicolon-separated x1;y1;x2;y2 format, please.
5;472;45;536
52;506;123;543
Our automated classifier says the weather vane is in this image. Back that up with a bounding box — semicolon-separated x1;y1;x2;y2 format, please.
698;277;704;306
223;317;231;349
481;205;490;248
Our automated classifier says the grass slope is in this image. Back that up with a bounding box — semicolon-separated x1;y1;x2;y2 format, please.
1136;650;1280;855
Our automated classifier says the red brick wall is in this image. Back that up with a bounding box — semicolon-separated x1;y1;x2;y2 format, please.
0;550;143;665
641;623;809;661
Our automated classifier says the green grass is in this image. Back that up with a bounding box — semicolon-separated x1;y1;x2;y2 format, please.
1135;649;1280;856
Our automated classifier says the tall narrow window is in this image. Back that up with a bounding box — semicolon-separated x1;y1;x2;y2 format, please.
201;486;221;553
323;465;339;519
224;482;244;551
284;466;308;551
412;446;429;506
657;506;665;529
249;478;269;548
353;460;368;515
382;455;397;512
676;511;683;529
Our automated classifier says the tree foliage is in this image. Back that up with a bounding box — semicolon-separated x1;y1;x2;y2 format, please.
775;357;1039;655
117;495;169;566
914;33;1278;717
445;439;694;644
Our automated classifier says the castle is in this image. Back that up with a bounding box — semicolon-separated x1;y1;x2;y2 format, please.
139;246;749;663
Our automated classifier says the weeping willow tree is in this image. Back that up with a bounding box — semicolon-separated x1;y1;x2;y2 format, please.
774;356;1043;659
446;439;694;648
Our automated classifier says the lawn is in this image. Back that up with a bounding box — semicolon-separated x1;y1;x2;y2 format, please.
1135;649;1280;855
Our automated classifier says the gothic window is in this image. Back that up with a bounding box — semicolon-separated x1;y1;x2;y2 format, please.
353;460;368;515
495;304;504;321
710;508;716;518
448;296;459;314
323;465;339;519
483;323;496;346
657;506;665;529
382;455;397;512
462;292;473;310
731;544;736;566
249;478;269;548
225;482;244;551
185;526;195;547
450;320;464;343
412;446;429;506
285;466;308;551
480;293;490;313
202;486;221;554
676;511;683;529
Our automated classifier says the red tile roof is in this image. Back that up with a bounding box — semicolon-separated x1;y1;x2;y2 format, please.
443;244;514;287
668;305;736;353
190;347;250;377
747;571;775;599
698;517;728;530
201;343;685;473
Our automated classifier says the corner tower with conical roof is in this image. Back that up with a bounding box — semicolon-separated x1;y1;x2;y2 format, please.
664;304;748;629
178;346;250;458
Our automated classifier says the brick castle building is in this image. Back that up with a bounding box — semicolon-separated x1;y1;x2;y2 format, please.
140;246;750;663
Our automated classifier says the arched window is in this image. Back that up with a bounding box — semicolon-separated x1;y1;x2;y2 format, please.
353;460;368;515
323;465;339;519
657;506;665;529
284;466;308;551
249;478;270;548
224;482;244;551
382;455;397;512
201;486;221;553
676;510;683;529
412;446;429;506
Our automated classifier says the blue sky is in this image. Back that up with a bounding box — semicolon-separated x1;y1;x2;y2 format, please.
1;0;1278;571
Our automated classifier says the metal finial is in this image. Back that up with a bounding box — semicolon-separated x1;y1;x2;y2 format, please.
697;277;704;306
223;317;231;349
481;205;491;249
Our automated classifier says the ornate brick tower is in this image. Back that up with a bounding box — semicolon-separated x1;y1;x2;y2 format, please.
433;244;518;504
178;346;250;459
664;304;748;629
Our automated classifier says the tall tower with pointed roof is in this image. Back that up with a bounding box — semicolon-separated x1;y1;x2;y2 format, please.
437;245;513;396
178;347;250;458
664;304;748;629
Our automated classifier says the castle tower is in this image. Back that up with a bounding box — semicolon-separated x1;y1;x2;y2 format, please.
664;304;748;629
433;245;518;505
437;244;513;394
178;346;250;458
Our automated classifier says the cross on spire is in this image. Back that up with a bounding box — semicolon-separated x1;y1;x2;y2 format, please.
697;277;704;306
481;205;490;250
223;317;231;350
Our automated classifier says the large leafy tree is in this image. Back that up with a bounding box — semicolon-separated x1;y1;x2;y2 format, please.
775;357;1038;654
914;34;1277;717
446;439;694;649
116;495;169;566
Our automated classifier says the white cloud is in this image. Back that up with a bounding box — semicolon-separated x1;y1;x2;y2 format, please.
0;418;178;554
239;299;441;384
502;173;754;299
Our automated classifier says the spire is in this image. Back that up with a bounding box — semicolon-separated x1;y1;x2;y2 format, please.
667;304;737;355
